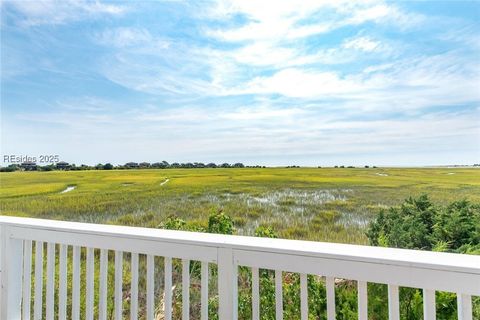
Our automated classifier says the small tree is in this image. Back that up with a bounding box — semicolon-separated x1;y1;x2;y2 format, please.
160;215;188;230
254;225;278;238
40;165;54;171
0;164;18;172
207;209;234;234
233;163;245;168
367;195;479;253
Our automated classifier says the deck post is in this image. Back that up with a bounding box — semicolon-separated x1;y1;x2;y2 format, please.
0;225;24;319
0;225;5;319
457;294;472;320
218;247;237;320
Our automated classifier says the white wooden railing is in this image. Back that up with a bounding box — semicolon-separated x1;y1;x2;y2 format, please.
0;216;479;320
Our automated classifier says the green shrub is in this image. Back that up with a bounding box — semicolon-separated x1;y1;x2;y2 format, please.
254;225;278;238
207;208;235;235
367;195;480;253
160;215;188;230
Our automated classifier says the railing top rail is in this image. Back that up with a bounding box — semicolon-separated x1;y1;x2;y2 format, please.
1;216;479;275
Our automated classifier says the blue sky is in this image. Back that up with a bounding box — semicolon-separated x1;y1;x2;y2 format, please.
1;0;479;166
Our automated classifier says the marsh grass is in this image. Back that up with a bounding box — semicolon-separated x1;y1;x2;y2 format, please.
2;167;479;244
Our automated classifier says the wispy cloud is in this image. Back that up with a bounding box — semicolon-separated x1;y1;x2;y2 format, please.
233;51;480;111
92;0;428;97
342;36;381;52
95;28;159;48
205;1;421;41
4;0;127;26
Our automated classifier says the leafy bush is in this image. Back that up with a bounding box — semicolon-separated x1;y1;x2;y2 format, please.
160;215;188;230
103;163;113;170
254;225;278;238
207;208;235;235
367;195;480;253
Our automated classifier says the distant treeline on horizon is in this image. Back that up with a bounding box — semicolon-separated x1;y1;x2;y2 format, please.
2;161;479;172
1;161;263;172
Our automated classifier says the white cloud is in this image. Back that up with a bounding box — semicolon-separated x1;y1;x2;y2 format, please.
207;1;338;42
99;41;216;96
191;0;421;92
220;106;305;121
230;42;297;67
347;3;424;29
95;28;159;48
238;68;362;98
225;50;480;114
133;107;213;123
207;0;422;42
86;0;428;99
347;4;391;24
343;36;381;52
93;23;223;96
6;0;127;26
86;0;478;120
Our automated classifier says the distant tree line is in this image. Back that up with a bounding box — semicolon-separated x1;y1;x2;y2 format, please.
334;165;377;168
0;162;385;172
0;161;267;172
2;161;478;172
